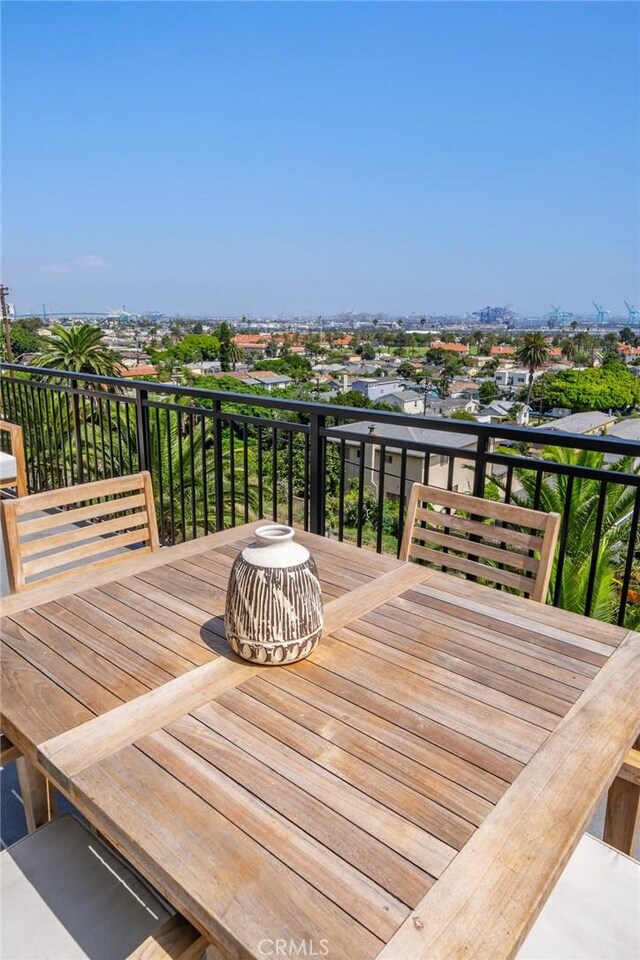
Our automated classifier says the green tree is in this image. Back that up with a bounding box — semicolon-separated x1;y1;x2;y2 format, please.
449;410;476;421
619;326;636;346
396;361;417;380
9;319;45;357
227;340;243;370
515;333;550;407
35;324;121;378
478;379;500;404
560;337;578;362
217;322;234;372
173;333;220;363
255;355;312;382
495;446;640;624
532;362;640;412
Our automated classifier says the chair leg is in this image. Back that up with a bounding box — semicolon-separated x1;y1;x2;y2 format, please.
15;756;54;832
604;736;640;856
604;776;640;855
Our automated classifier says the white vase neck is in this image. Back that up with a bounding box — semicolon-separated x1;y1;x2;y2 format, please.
255;524;295;548
241;524;310;569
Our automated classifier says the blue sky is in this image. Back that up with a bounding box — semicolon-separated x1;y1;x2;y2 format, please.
2;1;638;318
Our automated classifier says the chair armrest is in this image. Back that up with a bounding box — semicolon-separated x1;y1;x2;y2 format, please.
126;914;209;960
0;421;27;497
619;748;640;786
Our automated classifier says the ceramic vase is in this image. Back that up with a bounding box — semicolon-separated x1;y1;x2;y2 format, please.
224;524;323;665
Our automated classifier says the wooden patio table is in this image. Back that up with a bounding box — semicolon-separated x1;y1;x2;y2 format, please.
2;520;639;960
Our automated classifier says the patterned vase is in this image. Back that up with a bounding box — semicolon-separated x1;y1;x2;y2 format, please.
224;524;324;665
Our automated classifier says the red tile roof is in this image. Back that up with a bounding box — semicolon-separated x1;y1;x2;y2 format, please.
431;341;468;353
118;365;157;378
490;345;516;356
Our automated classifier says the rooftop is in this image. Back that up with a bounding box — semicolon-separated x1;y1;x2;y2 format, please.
329;420;477;450
542;411;616;434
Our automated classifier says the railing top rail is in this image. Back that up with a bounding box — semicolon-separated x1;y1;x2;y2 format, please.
3;362;640;460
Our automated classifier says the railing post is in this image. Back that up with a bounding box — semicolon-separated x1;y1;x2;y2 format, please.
212;399;225;531
70;379;84;485
135;387;150;472
309;413;326;535
472;433;489;499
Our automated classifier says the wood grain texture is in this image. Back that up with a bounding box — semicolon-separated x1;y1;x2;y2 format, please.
619;747;640;786
2;524;636;960
0;419;27;497
125;914;207;960
2;471;159;592
1;520;264;615
604;735;640;854
69;746;383;960
399;482;560;602
37;560;434;785
376;630;640;960
16;754;52;832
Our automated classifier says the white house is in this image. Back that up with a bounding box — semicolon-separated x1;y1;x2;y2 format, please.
383;390;424;415
494;368;542;392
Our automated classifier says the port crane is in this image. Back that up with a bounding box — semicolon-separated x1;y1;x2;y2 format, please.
624;300;640;324
549;304;572;325
592;301;610;325
472;304;514;325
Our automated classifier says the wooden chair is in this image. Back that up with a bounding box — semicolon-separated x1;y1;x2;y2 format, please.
399;483;561;602
0;736;208;960
0;419;27;498
1;471;159;593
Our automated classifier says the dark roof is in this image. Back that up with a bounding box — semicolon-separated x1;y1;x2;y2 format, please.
329;420;477;451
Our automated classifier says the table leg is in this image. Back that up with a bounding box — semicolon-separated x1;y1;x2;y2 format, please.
15;756;54;832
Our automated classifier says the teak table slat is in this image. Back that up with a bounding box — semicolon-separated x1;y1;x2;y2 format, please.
2;521;639;960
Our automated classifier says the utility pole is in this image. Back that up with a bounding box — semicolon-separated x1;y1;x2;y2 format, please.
0;284;13;363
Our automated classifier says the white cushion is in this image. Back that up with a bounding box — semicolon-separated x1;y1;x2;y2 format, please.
518;833;640;959
0;815;172;960
0;450;17;481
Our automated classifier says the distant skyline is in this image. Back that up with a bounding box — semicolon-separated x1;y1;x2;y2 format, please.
2;1;639;317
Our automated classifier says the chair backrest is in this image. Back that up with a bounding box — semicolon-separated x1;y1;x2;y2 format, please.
2;472;159;593
0;420;27;497
399;483;561;602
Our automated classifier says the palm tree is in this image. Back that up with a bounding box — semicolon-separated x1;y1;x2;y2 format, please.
560;337;577;362
228;341;243;371
492;445;640;624
516;333;550;407
35;324;121;378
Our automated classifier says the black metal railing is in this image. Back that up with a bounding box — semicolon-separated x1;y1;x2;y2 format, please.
2;362;640;627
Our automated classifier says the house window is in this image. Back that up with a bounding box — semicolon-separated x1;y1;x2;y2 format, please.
385;455;393;464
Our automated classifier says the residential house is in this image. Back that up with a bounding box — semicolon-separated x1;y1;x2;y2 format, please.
351;378;410;402
430;341;469;355
204;370;293;392
329;421;480;500
118;365;158;379
448;380;480;400
491;345;516;358
383;390;424;415
494;368;541;392
477;400;530;425
540;411;616;436
250;372;294;391
604;418;640;467
424;396;479;417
